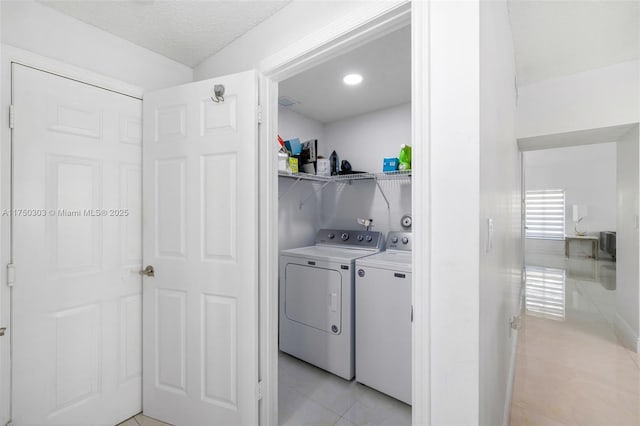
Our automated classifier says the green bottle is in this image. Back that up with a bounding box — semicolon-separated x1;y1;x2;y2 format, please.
398;144;412;171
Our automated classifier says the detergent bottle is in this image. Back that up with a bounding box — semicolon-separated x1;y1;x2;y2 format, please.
329;150;339;176
398;144;412;171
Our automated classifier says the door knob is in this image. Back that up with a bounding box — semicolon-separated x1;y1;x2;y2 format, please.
0;327;6;337
139;265;155;277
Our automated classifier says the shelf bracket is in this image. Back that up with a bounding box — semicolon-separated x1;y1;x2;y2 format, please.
374;178;391;211
278;175;303;201
299;180;332;209
375;178;392;230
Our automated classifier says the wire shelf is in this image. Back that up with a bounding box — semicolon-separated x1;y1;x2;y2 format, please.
277;170;411;182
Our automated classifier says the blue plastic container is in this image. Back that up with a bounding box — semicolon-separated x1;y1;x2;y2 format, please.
383;157;399;172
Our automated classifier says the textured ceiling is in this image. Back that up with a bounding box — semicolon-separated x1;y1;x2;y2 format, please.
41;0;290;67
509;0;640;85
279;25;411;124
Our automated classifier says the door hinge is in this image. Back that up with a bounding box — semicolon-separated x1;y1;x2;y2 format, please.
257;105;263;124
9;104;15;129
257;380;263;400
410;305;414;323
7;263;15;287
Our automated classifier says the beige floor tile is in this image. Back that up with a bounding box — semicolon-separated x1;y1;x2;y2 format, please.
117;418;139;426
512;254;640;426
510;403;569;426
135;414;172;426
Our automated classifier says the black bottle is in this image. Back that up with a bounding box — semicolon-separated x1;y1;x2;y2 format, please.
330;150;338;176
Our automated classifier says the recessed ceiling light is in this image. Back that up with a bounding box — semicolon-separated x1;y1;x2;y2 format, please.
343;74;363;86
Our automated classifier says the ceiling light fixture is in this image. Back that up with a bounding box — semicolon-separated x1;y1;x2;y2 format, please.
343;73;363;86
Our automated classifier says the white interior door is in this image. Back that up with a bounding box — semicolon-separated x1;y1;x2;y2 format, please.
142;71;259;425
12;64;143;425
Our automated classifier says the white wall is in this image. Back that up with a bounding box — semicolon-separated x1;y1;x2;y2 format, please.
616;125;640;351
0;4;192;424
479;1;521;425
321;103;411;235
525;143;617;255
194;1;404;80
278;107;325;144
1;0;193;91
430;1;480;424
517;60;640;138
324;103;411;173
0;5;6;425
278;107;325;251
278;104;411;244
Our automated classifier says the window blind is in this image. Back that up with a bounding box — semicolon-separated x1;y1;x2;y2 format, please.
525;189;565;240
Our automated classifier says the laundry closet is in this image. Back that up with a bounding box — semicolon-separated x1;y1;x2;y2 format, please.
276;25;413;421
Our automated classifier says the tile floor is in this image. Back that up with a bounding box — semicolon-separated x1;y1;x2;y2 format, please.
278;351;411;426
511;252;640;425
118;413;172;426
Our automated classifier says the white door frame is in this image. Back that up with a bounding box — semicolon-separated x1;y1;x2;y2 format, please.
256;2;431;425
0;45;143;425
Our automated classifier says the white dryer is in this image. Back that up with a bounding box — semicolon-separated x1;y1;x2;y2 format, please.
355;231;412;404
279;229;384;380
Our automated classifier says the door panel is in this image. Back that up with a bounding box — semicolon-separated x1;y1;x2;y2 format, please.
12;64;142;425
284;264;342;333
142;71;258;426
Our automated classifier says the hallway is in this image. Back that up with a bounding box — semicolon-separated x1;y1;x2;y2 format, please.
511;254;640;425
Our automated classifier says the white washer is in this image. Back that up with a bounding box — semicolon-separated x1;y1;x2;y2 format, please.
279;229;384;380
355;231;412;404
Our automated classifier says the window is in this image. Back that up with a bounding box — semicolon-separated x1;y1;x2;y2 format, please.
525;189;565;240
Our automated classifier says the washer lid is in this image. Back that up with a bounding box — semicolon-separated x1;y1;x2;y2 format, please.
356;251;412;271
281;245;379;263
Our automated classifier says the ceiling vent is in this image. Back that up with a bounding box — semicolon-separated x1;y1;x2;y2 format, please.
278;96;300;108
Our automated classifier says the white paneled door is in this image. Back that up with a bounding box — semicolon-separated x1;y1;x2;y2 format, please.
12;64;143;425
142;71;259;425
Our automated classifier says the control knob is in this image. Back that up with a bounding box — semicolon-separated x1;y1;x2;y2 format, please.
327;233;335;239
365;235;373;242
341;233;349;241
391;236;399;244
402;237;409;244
357;235;364;242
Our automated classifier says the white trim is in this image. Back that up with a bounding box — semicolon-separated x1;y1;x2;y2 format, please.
258;75;279;426
615;313;640;353
2;45;143;99
0;45;144;426
259;2;410;82
256;1;430;425
410;2;430;426
502;329;519;426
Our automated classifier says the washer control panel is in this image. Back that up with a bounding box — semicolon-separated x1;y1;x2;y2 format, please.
386;232;412;251
316;229;384;250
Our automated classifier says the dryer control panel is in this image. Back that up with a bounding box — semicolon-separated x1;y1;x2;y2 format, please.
386;232;412;251
315;229;384;250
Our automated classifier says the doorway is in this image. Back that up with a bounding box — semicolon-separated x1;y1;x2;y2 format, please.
274;23;412;426
10;63;143;425
513;124;640;423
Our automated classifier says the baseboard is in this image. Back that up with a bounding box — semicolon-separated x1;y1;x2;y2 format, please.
502;324;520;426
615;313;640;353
